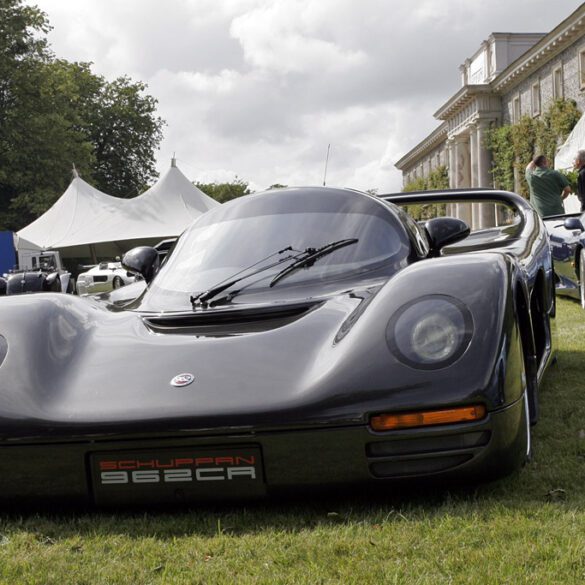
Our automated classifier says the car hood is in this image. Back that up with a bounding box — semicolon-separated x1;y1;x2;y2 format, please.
0;255;510;440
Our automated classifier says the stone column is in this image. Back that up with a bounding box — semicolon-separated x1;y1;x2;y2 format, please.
469;123;481;230
469;124;479;188
476;120;493;188
447;138;456;189
477;120;496;227
454;134;472;226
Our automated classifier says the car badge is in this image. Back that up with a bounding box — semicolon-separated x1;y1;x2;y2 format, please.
170;373;195;387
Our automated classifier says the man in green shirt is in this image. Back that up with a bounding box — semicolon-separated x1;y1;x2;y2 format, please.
525;155;571;217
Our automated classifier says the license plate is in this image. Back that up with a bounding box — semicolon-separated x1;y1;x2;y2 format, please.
90;446;265;505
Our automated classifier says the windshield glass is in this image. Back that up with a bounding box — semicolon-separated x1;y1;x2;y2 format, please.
141;188;411;311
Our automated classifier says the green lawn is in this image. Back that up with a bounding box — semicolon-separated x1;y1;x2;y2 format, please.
2;298;585;584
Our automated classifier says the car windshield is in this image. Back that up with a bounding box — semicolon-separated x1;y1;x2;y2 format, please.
140;188;411;311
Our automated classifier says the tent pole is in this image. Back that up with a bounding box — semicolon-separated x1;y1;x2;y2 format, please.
89;244;97;264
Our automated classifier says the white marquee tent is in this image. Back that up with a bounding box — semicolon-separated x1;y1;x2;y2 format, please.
16;160;219;260
17;169;125;251
555;114;585;213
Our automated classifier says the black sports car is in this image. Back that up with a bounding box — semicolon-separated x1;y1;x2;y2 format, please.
0;187;555;506
544;212;585;307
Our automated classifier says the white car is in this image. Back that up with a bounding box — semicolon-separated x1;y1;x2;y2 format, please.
76;262;136;296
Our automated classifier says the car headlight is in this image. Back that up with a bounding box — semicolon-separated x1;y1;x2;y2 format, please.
0;335;7;367
386;295;473;370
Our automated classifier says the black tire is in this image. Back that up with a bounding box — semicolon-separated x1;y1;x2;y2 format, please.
112;276;123;289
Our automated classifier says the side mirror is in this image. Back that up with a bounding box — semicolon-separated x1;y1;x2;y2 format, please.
425;217;470;256
122;246;160;283
563;217;584;232
44;272;61;292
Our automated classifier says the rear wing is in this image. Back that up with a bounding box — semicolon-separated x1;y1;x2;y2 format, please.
381;189;543;257
381;188;533;215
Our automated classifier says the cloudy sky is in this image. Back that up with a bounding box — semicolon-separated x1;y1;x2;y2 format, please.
35;0;582;193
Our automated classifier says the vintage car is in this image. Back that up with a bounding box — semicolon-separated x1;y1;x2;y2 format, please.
544;212;585;307
86;239;176;305
1;251;74;296
0;187;555;506
76;261;136;296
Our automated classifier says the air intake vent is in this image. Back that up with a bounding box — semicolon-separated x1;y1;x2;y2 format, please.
370;454;472;478
366;431;490;478
143;301;322;336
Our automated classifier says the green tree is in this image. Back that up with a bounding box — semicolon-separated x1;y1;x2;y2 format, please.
0;0;52;228
5;60;97;226
88;76;164;198
195;178;252;203
0;0;165;230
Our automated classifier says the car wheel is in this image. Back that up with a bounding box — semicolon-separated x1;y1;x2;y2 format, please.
112;276;123;289
579;248;585;309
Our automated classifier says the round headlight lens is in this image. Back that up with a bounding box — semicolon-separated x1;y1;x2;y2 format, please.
0;335;7;367
387;295;473;370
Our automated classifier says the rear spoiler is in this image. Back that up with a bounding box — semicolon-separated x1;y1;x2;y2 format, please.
381;189;533;214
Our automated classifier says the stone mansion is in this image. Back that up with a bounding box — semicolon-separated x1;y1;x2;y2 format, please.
395;4;585;227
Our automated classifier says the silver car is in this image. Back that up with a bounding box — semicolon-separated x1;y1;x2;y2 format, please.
76;261;136;296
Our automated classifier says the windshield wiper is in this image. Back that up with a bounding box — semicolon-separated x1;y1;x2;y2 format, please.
269;238;359;288
190;245;300;307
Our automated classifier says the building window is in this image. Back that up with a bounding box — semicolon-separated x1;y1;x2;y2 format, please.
532;82;541;116
512;95;521;123
553;65;563;99
579;48;585;89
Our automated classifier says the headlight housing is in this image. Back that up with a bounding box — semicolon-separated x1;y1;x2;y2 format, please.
0;335;7;367
386;295;473;370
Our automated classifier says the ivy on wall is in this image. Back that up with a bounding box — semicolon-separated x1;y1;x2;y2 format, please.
402;165;449;193
401;165;449;220
485;99;581;197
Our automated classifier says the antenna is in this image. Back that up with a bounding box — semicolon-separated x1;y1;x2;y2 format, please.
322;144;331;186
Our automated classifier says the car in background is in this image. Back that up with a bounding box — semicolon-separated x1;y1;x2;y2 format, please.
1;251;74;296
544;212;585;307
91;238;177;306
76;261;135;296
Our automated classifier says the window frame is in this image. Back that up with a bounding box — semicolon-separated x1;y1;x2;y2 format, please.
512;94;521;123
579;48;585;90
553;65;563;99
531;81;541;117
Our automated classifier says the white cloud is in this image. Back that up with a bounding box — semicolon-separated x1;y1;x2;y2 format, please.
231;1;367;74
34;0;582;194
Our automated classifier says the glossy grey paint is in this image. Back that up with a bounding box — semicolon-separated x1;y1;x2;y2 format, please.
0;188;554;502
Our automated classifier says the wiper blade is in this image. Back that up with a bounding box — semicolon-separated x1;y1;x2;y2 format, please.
269;238;359;288
190;245;299;307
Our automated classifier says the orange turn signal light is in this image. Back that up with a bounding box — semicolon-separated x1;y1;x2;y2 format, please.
370;404;487;431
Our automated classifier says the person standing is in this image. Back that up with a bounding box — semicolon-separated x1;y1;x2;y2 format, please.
525;155;571;217
573;150;585;212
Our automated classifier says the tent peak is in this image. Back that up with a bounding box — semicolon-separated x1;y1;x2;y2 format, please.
171;155;176;168
72;163;79;179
